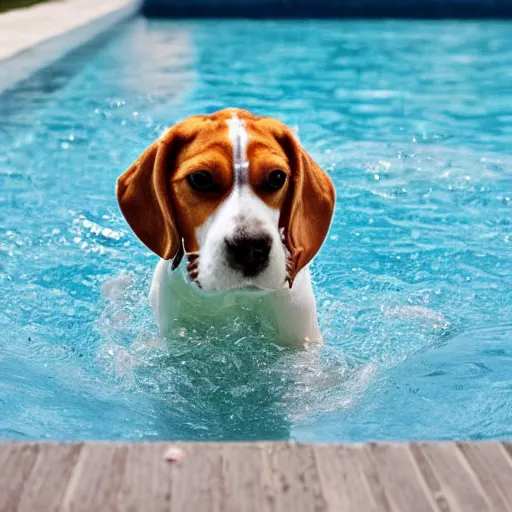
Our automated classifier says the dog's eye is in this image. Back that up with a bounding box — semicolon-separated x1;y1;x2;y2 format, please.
264;170;287;191
187;171;218;192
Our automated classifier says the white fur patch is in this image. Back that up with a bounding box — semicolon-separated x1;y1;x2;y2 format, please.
159;126;172;139
196;188;286;291
191;114;287;292
227;114;249;187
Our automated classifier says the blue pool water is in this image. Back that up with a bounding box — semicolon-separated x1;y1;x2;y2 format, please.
1;18;511;441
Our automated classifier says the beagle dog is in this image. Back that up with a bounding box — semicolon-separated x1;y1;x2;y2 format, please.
116;108;335;347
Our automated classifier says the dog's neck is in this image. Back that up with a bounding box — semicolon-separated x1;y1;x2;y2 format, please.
150;258;321;347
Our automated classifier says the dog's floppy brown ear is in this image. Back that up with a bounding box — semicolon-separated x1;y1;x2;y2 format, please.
116;128;182;260
278;130;335;286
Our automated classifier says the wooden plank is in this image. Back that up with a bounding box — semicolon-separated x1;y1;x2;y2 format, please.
408;443;452;512
417;443;491;512
2;441;512;512
264;442;328;512
221;443;267;512
171;443;224;512
0;443;39;512
314;444;384;511
351;443;394;511
117;443;172;512
457;442;512;512
502;442;512;460
60;443;128;512
17;443;83;512
367;443;436;512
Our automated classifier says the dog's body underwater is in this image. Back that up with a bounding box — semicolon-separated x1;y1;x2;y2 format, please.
116;108;335;346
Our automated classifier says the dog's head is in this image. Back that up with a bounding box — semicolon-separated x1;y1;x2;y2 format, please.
117;108;335;292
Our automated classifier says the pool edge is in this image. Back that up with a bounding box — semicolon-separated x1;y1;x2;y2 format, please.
0;0;139;93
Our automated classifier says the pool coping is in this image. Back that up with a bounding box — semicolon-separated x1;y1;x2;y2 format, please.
1;441;511;510
0;0;139;93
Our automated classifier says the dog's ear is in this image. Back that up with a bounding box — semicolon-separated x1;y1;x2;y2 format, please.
116;127;185;261
277;128;335;286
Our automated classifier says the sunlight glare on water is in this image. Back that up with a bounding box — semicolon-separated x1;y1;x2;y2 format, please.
0;19;511;441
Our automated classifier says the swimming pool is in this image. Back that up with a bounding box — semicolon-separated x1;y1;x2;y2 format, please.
1;18;511;441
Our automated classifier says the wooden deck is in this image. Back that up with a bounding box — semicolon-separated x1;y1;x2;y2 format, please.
1;442;512;511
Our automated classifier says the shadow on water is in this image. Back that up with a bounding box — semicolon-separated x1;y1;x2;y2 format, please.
97;278;295;441
0;20;131;118
138;337;294;441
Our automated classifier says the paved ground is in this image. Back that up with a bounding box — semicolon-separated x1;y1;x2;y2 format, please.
0;0;135;61
1;441;512;511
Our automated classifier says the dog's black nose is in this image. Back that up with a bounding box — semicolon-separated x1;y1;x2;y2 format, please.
225;235;272;277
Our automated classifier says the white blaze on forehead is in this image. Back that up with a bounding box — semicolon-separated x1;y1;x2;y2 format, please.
194;115;287;291
227;115;249;187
